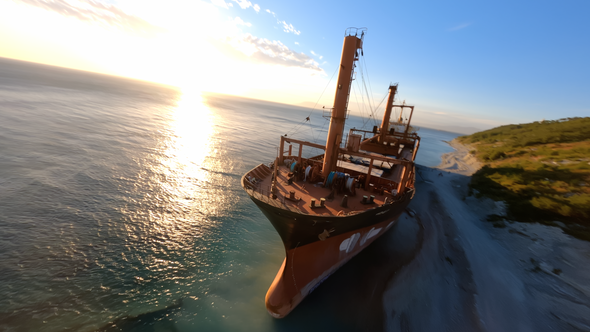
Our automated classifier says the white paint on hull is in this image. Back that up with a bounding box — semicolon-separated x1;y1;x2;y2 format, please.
339;232;361;253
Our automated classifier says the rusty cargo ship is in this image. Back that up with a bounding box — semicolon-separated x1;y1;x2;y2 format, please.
241;28;421;318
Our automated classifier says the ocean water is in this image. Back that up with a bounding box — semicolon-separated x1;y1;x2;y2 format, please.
0;58;460;332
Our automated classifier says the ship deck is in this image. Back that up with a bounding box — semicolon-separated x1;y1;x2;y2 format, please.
244;161;402;217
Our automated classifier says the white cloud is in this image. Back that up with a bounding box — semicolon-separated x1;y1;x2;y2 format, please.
211;0;231;9
265;9;276;17
310;50;322;60
13;0;163;35
294;41;299;45
230;0;259;12
448;22;472;31
279;20;300;35
232;0;258;11
215;33;322;72
234;16;251;27
232;0;250;9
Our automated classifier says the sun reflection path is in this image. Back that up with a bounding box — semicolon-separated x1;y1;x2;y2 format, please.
164;90;216;209
114;88;253;317
124;90;220;289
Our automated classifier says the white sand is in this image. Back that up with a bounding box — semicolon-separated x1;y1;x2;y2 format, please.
437;139;482;176
381;139;590;331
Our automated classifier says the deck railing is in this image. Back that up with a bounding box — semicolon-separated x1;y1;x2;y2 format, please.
245;186;303;214
243;159;412;216
244;178;409;217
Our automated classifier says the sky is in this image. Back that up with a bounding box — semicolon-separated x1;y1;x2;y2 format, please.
0;0;588;133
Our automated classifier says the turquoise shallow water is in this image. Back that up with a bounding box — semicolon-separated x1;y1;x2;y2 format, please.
0;58;460;332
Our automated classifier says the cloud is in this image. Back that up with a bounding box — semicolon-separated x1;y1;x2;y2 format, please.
211;0;232;9
231;0;259;12
310;50;323;60
13;0;164;35
294;41;299;45
234;16;251;27
232;0;250;9
279;20;300;35
448;22;472;31
214;34;323;73
263;9;299;35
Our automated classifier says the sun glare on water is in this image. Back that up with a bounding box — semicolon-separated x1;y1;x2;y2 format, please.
160;90;217;213
123;90;218;257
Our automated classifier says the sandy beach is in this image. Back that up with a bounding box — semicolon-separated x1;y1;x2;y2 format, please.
373;138;590;331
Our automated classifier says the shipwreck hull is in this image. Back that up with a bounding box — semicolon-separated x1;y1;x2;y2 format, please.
248;190;413;318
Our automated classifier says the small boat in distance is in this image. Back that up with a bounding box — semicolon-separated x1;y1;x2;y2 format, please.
241;28;421;318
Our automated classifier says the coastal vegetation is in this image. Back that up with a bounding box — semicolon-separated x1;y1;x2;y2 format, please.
458;117;590;240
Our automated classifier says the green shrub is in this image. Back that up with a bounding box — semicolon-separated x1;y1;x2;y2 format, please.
488;151;506;161
572;162;590;170
531;196;561;211
466;117;590;241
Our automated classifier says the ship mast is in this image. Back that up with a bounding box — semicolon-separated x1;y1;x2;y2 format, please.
322;28;365;176
379;84;398;143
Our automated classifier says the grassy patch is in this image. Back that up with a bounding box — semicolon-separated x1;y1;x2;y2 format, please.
461;117;590;241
